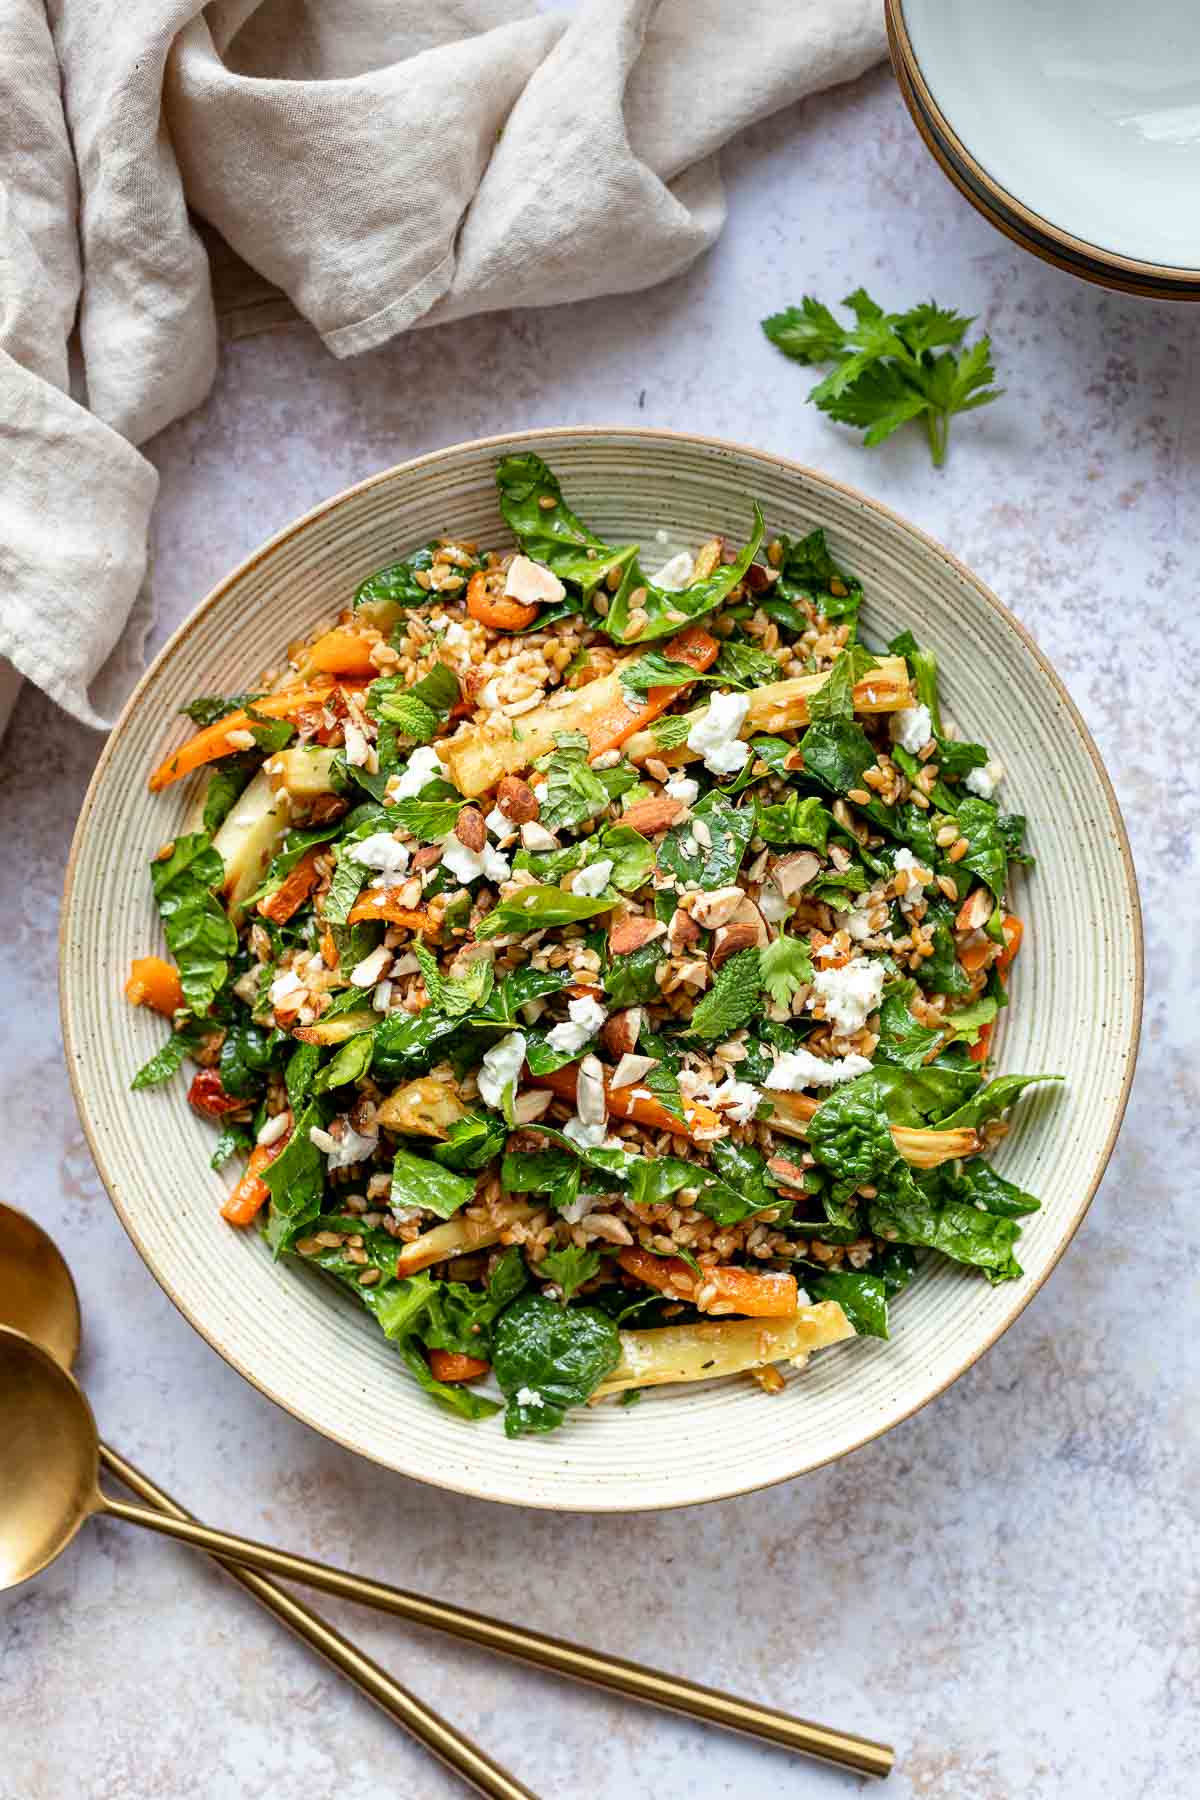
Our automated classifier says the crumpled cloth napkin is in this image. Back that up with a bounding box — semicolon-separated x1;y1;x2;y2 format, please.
0;0;884;735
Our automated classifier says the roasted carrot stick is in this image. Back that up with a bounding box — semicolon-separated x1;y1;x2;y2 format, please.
582;624;720;756
221;1134;288;1227
530;1063;721;1140
997;913;1023;973
148;683;353;791
125;955;183;1018
617;1246;798;1318
346;893;437;931
428;1349;490;1382
301;629;380;678
257;847;323;924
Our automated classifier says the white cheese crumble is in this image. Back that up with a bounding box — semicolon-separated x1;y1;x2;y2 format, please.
758;883;791;923
391;745;445;800
709;1078;761;1123
649;549;694;591
842;907;875;942
342;718;370;767
664;774;699;806
505;555;566;607
440;832;511;885
515;1386;545;1408
890;703;933;755
477;1031;526;1111
765;1047;873;1090
686;691;750;776
485;805;517;844
441;619;469;648
810;958;885;1036
309;1122;378;1170
558;1192;601;1225
573;858;613;898
351;944;392;988
546;994;608;1055
965;758;1006;800
350;833;410;885
563;1115;608;1150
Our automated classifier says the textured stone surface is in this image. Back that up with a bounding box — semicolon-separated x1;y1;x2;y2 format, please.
2;65;1195;1800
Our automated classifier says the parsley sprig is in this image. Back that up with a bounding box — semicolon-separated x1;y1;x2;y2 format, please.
762;289;1002;467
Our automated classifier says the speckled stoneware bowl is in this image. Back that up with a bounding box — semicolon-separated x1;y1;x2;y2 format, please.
61;429;1142;1512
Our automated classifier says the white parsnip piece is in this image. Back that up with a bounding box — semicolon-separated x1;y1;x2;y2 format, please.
622;655;913;765
594;1302;854;1396
440;669;637;797
766;1090;979;1168
211;769;290;921
375;1078;469;1140
264;745;342;799
393;1202;537;1276
291;1009;378;1046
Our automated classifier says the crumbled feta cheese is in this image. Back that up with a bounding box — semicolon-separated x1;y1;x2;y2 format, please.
520;821;558;853
558;1192;601;1225
372;979;393;1012
342;718;370;767
709;1078;761;1123
391;745;445;800
573;858;613;898
894;848;925;877
515;1386;545;1408
682;835;698;857
442;620;469;648
686;691;751;776
650;550;694;591
842;907;875;942
765;1047;873;1090
965;758;1006;800
810;958;886;1037
563;1115;608;1150
269;969;307;1008
759;884;791;923
309;1121;378;1170
890;704;933;755
477;1032;526;1111
664;774;699;806
485;805;517;843
441;832;511;885
546;995;608;1054
504;555;566;607
350;833;410;885
813;942;840;962
533;780;548;804
224;728;257;752
351;945;392;988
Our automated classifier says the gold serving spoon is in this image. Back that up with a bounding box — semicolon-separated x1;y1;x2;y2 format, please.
0;1206;893;1781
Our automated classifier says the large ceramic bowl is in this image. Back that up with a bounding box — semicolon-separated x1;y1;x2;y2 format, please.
61;429;1142;1511
889;0;1200;299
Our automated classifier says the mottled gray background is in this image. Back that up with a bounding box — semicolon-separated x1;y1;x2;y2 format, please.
2;64;1195;1800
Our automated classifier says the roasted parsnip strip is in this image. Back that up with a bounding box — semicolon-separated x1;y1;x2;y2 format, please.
767;1090;979;1168
594;1301;854;1396
393;1201;537;1276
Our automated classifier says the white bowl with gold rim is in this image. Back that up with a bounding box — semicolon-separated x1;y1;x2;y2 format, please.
61;429;1142;1511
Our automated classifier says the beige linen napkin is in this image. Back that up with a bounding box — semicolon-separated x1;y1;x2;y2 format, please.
0;0;884;734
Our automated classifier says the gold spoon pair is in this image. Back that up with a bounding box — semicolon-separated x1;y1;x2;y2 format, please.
0;1204;893;1791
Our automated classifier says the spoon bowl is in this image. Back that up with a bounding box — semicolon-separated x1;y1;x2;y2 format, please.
0;1203;81;1372
0;1327;99;1588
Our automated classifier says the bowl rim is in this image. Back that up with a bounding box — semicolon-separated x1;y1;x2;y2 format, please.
887;0;1200;294
60;425;1145;1510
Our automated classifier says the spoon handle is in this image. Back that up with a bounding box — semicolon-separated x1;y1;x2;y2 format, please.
98;1485;892;1778
97;1446;535;1800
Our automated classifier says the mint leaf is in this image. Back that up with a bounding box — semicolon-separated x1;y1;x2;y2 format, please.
689;947;762;1040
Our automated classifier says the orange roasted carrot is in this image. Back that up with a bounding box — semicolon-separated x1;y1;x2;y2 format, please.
125;955;183;1018
584;624;721;756
466;568;539;632
346;893;437;931
530;1063;721;1141
968;1025;993;1065
303;629;380;678
428;1349;490;1383
220;1134;288;1227
148;683;355;791
958;939;993;974
257;848;323;925
617;1246;798;1318
996;913;1023;974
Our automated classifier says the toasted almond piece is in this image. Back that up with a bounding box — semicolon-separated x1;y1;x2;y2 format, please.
601;1006;643;1058
496;775;540;823
712;922;763;968
667;907;702;954
454;806;486;852
956;885;993;932
576;1054;607;1128
767;1154;810;1189
772;851;821;897
610;1052;661;1090
689;885;745;930
620;794;684;836
411;843;444;872
520;820;558;852
608;915;667;956
512;1088;554;1124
